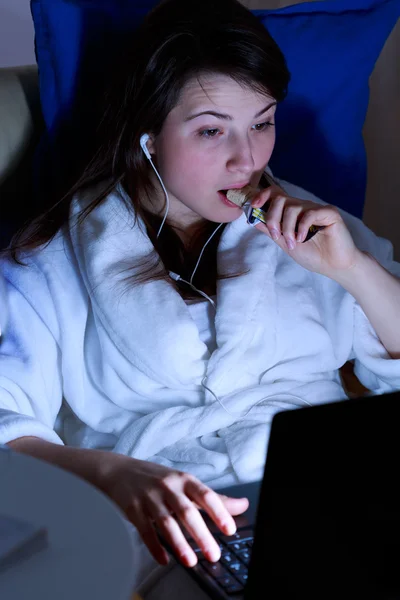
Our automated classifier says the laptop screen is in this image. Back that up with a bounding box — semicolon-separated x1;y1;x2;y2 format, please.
245;392;400;600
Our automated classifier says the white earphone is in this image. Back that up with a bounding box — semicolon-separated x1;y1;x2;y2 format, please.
139;131;222;305
169;271;217;309
140;133;152;160
139;132;170;238
139;135;312;419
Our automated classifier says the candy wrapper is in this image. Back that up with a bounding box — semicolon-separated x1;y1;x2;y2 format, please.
226;186;324;242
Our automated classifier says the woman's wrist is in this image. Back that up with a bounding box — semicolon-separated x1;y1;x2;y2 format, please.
327;250;374;296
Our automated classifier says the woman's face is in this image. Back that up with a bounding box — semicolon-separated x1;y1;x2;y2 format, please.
149;74;277;229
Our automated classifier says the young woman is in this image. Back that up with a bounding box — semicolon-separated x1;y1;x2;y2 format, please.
1;0;400;579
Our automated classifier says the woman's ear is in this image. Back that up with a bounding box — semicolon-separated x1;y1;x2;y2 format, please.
146;135;156;156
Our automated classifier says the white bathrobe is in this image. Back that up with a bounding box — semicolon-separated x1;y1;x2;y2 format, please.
1;178;400;489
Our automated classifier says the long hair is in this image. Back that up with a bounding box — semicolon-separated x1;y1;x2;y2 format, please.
9;0;290;296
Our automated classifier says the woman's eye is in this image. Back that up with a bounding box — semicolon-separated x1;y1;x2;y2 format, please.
252;121;275;132
198;128;221;138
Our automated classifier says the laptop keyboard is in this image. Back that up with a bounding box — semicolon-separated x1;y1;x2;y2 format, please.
189;528;254;596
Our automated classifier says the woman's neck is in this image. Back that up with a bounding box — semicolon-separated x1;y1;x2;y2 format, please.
169;219;210;248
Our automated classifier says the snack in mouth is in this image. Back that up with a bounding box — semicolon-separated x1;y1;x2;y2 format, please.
226;185;257;207
226;184;324;243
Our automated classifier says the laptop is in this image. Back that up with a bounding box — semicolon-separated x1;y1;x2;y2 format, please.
170;391;400;599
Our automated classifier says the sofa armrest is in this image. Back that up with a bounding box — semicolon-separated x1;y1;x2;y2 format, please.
0;66;44;247
0;65;43;186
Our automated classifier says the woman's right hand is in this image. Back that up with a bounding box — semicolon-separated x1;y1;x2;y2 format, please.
98;453;249;567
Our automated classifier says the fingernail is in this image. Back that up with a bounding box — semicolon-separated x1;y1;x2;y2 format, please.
287;238;295;250
270;229;280;241
222;521;236;536
182;553;197;567
206;548;221;562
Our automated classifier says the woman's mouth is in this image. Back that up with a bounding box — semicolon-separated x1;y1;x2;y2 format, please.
218;190;242;209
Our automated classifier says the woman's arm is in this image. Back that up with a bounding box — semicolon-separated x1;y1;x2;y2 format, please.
332;251;400;359
8;436;106;488
249;183;400;360
8;436;249;568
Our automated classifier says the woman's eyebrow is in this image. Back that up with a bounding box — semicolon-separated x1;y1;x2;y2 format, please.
184;101;277;122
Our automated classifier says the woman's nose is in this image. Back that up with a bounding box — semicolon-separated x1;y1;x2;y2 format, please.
226;137;255;174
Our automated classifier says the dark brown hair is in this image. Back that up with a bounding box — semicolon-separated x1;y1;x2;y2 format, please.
9;0;290;297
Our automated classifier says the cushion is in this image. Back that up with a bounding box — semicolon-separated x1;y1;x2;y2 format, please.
255;0;400;217
0;68;35;186
30;0;400;217
30;0;160;131
0;66;43;249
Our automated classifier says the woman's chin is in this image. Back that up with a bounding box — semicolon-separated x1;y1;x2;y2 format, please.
212;207;244;224
219;213;243;224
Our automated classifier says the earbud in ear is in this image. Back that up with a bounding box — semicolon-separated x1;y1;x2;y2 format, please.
140;133;152;160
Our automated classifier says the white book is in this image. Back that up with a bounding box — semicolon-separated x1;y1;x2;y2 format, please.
0;513;48;572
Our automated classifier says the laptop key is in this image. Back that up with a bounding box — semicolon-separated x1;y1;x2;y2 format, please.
187;539;202;553
226;582;245;594
229;540;250;553
201;561;230;579
220;529;253;544
227;561;247;576
220;550;235;566
235;572;249;586
229;542;252;554
188;538;223;555
217;574;244;591
236;549;251;565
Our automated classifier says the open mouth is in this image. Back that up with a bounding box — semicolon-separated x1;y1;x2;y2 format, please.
218;190;242;209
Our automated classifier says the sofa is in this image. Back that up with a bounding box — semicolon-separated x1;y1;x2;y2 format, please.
0;65;43;248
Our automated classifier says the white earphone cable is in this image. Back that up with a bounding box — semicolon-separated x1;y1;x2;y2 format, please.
141;138;312;419
142;137;223;308
201;376;313;419
169;272;216;310
145;154;170;239
190;222;224;286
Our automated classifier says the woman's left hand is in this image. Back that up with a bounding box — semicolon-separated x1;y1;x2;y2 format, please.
251;184;363;278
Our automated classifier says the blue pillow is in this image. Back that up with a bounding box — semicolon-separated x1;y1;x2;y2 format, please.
31;0;160;131
30;0;400;217
255;0;400;217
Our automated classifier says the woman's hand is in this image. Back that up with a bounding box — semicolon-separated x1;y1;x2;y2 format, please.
251;184;363;279
98;453;249;567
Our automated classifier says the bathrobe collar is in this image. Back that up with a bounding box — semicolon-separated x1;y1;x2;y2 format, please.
70;185;279;393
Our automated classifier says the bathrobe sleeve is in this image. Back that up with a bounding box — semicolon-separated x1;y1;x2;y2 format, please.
0;258;64;446
277;178;400;394
350;236;400;394
326;200;400;394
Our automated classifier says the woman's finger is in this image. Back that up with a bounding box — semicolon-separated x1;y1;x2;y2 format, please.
296;207;338;242
165;491;222;562
263;195;286;240
250;185;273;208
296;211;316;243
189;494;249;516
185;479;237;536
254;221;272;238
218;494;249;516
126;502;170;566
251;183;287;209
281;204;303;250
146;495;199;567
